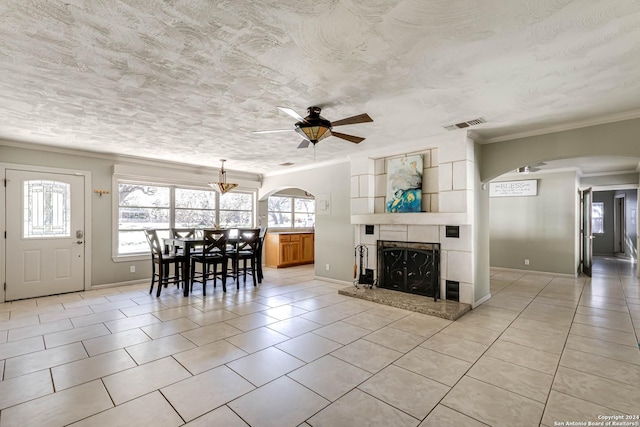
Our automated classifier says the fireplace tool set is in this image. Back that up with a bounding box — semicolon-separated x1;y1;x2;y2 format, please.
354;245;376;289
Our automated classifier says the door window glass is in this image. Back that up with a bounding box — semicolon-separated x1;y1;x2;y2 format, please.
23;180;71;238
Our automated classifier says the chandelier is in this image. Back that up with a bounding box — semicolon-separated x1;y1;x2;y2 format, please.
208;159;238;194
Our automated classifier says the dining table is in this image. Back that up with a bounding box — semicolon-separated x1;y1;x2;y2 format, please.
163;229;240;296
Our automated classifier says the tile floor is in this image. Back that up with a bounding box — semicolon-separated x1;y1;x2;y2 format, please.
1;258;639;426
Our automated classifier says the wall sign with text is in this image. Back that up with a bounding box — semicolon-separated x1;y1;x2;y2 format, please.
489;180;538;197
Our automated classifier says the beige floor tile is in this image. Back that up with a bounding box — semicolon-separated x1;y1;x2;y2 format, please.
483;294;532;312
0;335;44;360
359;364;449;419
4;341;88;379
230;376;330;427
442;376;544;426
499;326;567;354
44;323;111;348
300;306;352;325
224;312;279;331
576;304;630;318
569;322;639;347
484;340;560;375
363;326;426;353
541;390;621;427
187;308;238;326
439;322;501;345
553;366;640;415
573;313;635;333
421;332;489;363
419;404;488;427
533;295;579;309
261;304;309;320
331;339;402;373
118;302;168;317
342;311;396;331
153;305;204;321
0;380;113;427
70;309;127;328
308;389;416;427
7;318;74;342
162;365;255;422
275;332;343;362
224;301;270;316
89;299;139;313
173;340;247;375
105;313;162;333
470;304;520;320
560;348;640;388
227;346;305;386
140;317;199;339
181;322;243;346
64;296;111;309
0;315;40;333
103;357;191;405
363;304;412;321
184;405;249;427
456;310;512;332
52;348;136;390
0;369;53;410
509;317;570;337
312;321;371;344
519;302;576;326
125;333;196;364
467;355;554;403
83;328;151;356
565;334;640;365
38;306;95;323
288;354;371;401
266;316;322;337
394;346;471;386
69;391;183;427
225;326;289;353
387;313;451;338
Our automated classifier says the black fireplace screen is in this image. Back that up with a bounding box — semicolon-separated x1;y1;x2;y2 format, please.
377;240;440;300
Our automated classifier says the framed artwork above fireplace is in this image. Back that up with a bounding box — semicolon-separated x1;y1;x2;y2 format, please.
386;154;423;213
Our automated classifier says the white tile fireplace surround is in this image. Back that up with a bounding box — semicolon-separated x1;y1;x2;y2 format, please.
354;223;474;305
350;136;480;306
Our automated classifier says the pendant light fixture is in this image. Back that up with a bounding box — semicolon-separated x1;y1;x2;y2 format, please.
208;159;238;194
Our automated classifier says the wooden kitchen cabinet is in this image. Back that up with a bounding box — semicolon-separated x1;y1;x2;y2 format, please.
264;232;314;268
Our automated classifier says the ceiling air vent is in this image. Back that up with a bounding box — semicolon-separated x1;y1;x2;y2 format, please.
443;118;486;131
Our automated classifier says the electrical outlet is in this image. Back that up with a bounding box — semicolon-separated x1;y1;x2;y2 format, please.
524;259;530;266
130;266;136;273
325;263;330;271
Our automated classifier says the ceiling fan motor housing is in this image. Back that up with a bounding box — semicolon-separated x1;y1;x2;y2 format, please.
295;106;332;143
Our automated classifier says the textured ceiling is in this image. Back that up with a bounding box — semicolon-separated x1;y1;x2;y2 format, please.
1;1;640;174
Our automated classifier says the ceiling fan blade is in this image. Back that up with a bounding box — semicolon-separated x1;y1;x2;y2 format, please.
277;106;306;122
297;140;310;149
331;131;365;144
251;129;295;134
331;113;373;127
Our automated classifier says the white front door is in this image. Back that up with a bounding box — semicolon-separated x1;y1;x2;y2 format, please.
5;169;85;301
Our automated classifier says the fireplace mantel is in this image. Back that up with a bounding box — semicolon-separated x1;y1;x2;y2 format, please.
351;212;470;225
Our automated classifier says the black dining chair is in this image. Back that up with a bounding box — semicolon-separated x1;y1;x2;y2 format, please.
190;229;229;294
227;228;261;287
144;229;185;297
256;227;268;283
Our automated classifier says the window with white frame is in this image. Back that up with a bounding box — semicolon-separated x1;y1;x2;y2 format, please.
592;202;604;234
117;180;254;256
268;195;315;228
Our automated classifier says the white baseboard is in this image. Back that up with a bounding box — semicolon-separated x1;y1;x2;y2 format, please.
90;278;149;290
313;276;352;286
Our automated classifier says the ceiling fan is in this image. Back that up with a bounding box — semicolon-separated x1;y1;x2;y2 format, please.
252;106;373;149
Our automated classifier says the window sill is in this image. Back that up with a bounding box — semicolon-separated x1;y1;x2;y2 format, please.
112;254;150;263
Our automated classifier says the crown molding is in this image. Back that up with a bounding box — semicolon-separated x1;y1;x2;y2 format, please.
479;109;640;144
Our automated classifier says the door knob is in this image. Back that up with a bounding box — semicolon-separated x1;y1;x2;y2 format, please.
76;241;84;244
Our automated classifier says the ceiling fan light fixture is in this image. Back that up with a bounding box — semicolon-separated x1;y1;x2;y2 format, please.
295;122;331;144
208;159;239;194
